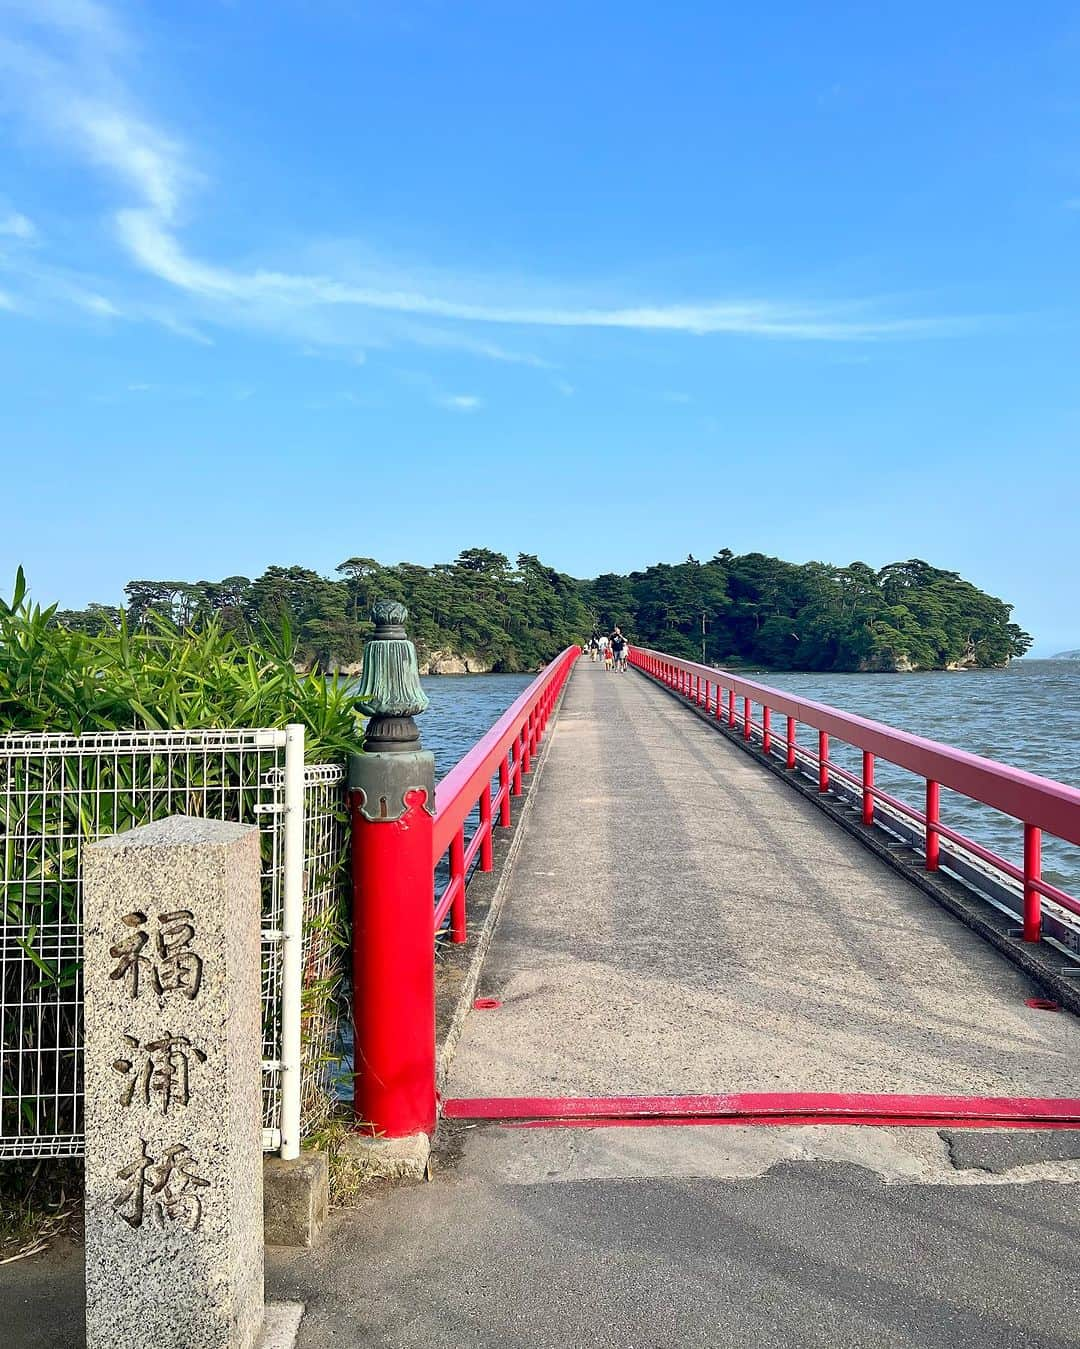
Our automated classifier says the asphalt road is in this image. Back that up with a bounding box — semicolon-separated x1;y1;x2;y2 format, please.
266;1124;1080;1349
8;1124;1080;1349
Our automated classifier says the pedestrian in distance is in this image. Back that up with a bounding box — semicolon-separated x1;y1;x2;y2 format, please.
610;627;628;672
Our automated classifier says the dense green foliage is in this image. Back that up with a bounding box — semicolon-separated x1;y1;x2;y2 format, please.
1;569;355;1159
51;548;1030;673
4;568;362;755
584;552;1031;671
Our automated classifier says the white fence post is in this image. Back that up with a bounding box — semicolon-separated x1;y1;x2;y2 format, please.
279;724;305;1160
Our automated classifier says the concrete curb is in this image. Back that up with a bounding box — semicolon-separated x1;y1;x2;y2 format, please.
259;1302;306;1349
264;1151;329;1247
339;1131;431;1182
636;666;1080;1018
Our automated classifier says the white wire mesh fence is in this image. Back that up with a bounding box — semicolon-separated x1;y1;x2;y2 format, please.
298;764;351;1141
0;728;348;1161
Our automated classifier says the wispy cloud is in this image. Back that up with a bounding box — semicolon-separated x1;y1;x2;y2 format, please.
0;0;977;357
113;203;965;339
76;290;120;315
0;210;36;239
437;393;483;412
0;289;16;311
555;379;575;396
0;0;125;49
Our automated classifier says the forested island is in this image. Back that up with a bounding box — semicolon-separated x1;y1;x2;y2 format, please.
51;550;1031;675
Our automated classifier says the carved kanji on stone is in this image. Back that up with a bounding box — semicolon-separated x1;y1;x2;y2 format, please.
108;910;204;1001
113;1139;211;1232
113;1033;208;1114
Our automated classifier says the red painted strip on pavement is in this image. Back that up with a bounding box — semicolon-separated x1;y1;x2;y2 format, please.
443;1093;1080;1125
503;1115;1080;1131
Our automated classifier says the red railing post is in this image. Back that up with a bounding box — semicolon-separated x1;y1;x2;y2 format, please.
925;780;940;870
818;731;829;792
480;784;493;871
786;716;796;770
450;828;466;942
350;772;436;1137
762;706;771;755
716;685;724;720
349;600;437;1138
512;736;523;795
1023;823;1042;942
728;687;736;727
743;697;752;741
862;752;875;826
521;724;532;775
499;758;511;826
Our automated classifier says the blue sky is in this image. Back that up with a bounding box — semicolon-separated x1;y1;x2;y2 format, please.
1;1;1078;653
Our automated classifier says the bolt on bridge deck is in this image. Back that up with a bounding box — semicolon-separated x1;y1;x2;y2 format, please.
446;660;1080;1107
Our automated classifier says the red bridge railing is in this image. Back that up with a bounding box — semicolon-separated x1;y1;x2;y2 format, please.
350;645;579;1138
630;647;1080;950
433;646;580;940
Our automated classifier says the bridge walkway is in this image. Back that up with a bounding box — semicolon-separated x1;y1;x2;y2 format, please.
446;658;1080;1103
260;661;1080;1349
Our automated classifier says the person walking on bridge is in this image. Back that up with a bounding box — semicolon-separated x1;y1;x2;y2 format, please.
610;627;628;672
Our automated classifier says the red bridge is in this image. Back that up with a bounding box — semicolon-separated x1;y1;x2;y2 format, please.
324;644;1080;1347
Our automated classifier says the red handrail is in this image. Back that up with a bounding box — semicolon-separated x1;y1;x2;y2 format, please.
432;646;580;939
630;646;1080;944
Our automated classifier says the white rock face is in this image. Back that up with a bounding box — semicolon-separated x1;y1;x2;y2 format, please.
418;649;494;675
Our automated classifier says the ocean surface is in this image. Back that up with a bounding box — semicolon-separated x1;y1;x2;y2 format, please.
421;660;1080;896
421;673;535;782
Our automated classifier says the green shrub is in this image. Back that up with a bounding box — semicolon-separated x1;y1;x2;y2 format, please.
0;569;360;1156
0;568;363;754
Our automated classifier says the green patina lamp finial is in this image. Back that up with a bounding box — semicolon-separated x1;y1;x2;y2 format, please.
356;599;430;752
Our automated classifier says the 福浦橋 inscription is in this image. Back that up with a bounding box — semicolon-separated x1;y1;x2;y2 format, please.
83;816;265;1349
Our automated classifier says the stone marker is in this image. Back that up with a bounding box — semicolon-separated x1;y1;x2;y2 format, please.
83;816;265;1349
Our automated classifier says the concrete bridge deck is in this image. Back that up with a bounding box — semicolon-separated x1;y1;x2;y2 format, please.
447;660;1080;1104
